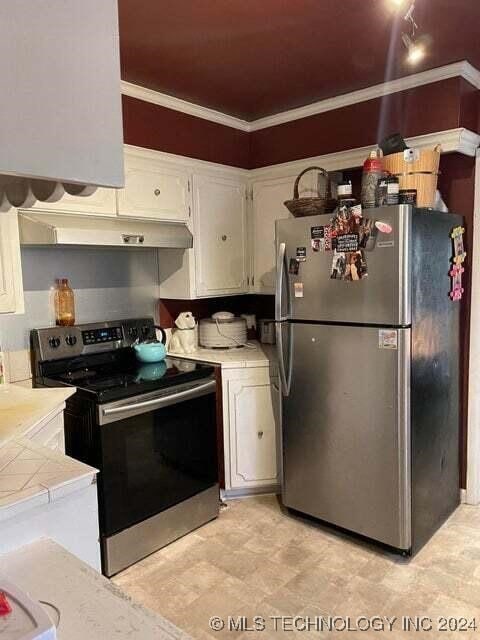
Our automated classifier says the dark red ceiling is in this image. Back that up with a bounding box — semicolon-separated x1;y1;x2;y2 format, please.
118;0;480;121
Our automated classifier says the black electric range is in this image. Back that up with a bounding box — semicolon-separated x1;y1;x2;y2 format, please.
31;318;219;577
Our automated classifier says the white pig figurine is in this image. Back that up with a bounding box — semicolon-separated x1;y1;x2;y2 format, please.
169;311;197;354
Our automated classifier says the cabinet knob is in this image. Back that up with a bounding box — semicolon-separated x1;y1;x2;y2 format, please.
221;235;227;241
154;188;161;196
258;431;264;439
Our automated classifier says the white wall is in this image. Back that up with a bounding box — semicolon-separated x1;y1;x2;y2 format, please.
0;247;159;381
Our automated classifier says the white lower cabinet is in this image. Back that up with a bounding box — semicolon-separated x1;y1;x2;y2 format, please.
0;212;24;314
222;366;280;493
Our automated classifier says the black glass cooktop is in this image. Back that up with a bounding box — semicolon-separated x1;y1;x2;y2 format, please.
37;351;214;403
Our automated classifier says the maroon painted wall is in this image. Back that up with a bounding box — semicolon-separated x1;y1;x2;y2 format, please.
122;95;250;169
250;78;479;168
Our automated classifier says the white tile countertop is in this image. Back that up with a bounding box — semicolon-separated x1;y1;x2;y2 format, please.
0;437;97;523
1;538;192;640
168;340;277;368
0;384;76;449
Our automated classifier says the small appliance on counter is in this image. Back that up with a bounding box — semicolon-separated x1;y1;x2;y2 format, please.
259;319;276;344
199;312;247;349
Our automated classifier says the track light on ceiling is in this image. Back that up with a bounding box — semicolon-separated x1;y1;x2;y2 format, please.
402;33;425;64
394;2;427;65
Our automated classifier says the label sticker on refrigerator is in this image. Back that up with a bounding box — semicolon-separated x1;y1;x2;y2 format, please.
377;240;395;248
294;282;304;298
289;258;299;275
296;247;307;261
378;329;398;349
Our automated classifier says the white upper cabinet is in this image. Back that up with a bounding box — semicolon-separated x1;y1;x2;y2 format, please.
193;174;248;296
28;187;117;217
0;212;24;314
117;148;191;222
251;177;294;294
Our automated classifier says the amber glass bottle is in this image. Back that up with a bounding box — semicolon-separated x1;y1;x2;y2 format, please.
54;278;75;326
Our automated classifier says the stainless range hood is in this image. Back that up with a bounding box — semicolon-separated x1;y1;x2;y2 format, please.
18;213;193;249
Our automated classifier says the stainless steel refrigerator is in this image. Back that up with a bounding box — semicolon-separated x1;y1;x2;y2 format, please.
275;205;461;553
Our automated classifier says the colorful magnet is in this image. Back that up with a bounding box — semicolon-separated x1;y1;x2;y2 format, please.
311;226;325;252
289;258;299;275
375;221;393;235
450;225;466;301
296;247;307;262
324;225;333;251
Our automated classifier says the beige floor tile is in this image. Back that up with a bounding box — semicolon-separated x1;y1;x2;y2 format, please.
176;560;233;594
112;495;480;640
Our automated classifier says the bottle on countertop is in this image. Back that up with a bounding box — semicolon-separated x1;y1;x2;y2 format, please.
54;278;75;327
361;149;383;209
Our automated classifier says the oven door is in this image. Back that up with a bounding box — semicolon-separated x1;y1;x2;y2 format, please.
97;378;218;538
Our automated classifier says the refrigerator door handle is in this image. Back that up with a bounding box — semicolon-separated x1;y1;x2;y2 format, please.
276;321;293;397
275;242;289;321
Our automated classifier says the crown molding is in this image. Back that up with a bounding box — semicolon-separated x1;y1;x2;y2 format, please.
122;61;480;134
121;81;251;132
250;128;480;180
250;61;480;131
123;144;250;178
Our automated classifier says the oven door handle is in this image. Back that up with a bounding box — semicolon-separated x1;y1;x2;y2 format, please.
101;379;216;420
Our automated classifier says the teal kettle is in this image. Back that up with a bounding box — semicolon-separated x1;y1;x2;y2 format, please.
133;326;168;363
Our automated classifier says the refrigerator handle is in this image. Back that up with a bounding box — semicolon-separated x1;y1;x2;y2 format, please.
275;242;289;321
276;322;293;397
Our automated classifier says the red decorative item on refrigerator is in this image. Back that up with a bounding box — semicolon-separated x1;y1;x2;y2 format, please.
361;149;383;209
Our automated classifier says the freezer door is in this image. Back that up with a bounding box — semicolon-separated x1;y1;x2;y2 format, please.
275;205;411;326
282;322;411;550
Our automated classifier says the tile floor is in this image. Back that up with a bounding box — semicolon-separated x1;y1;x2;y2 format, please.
113;496;480;639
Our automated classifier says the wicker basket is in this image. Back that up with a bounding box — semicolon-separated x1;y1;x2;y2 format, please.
284;166;336;217
382;145;441;208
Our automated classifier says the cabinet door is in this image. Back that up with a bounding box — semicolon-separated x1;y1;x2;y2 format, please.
227;369;279;489
29;187;117;216
252;177;294;294
194;174;247;296
118;152;191;221
0;212;24;314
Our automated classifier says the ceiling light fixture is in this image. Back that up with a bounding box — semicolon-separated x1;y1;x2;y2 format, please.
402;33;425;64
400;2;427;65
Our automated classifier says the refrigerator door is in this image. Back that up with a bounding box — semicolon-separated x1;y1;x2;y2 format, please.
275;205;411;326
282;322;411;550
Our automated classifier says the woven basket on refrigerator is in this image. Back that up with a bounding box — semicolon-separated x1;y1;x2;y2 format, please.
284;166;336;217
382;145;441;208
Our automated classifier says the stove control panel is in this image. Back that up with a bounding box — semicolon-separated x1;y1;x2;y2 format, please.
82;326;123;345
31;318;156;363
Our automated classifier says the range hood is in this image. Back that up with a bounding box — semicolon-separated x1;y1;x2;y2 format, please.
18;213;193;250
